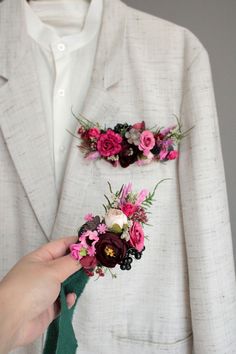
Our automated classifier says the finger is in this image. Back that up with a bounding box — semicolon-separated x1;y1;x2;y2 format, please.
32;236;79;261
50;254;82;282
66;293;77;309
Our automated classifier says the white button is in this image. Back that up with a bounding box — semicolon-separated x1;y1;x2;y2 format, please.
57;43;65;51
59;145;65;152
58;89;65;96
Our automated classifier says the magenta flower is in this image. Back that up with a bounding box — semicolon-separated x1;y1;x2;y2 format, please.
87;127;101;139
97;129;122;157
138;130;155;156
168;150;179;160
129;221;145;252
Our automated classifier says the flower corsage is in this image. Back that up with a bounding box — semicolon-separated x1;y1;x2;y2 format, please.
70;180;168;278
67;113;194;168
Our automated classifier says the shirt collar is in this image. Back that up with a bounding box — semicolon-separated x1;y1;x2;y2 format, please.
24;0;103;55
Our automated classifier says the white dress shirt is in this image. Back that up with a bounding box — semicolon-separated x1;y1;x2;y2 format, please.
24;0;103;198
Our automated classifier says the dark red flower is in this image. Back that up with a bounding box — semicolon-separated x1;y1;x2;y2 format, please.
80;256;97;269
95;232;127;268
118;142;139;168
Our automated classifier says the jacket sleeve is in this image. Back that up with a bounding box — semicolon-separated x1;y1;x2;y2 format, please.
177;45;236;353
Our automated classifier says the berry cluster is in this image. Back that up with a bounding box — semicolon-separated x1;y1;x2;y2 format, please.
119;246;146;271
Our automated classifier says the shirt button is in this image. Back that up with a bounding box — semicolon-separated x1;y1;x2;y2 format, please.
57;43;66;51
58;89;65;96
59;145;65;152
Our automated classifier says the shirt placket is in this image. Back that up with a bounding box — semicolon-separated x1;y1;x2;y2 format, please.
52;40;71;195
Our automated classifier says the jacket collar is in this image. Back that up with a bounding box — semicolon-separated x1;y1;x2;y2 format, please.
0;0;127;240
0;0;127;89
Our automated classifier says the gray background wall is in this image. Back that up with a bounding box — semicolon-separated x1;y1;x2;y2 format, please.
123;0;236;264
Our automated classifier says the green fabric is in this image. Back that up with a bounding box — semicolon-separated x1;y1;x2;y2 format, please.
43;269;89;354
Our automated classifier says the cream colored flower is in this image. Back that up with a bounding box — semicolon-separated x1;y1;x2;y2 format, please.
105;208;128;232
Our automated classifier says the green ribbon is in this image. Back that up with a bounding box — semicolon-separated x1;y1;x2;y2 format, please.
43;269;89;354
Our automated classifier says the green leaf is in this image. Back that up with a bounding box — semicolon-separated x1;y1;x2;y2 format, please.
110;224;123;233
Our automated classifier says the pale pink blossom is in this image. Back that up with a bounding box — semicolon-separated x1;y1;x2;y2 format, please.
120;182;133;205
160;125;176;136
159;149;169;160
85;151;100;161
70;243;87;261
97;223;108;234
135;189;149;206
79;230;99;248
136;152;154;166
84;213;94;221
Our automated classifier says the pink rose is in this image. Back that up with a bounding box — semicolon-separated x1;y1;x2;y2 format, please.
97;129;122;157
129;221;144;252
87;127;101;139
80;256;97;269
121;203;137;217
168;150;179;160
138;131;155;156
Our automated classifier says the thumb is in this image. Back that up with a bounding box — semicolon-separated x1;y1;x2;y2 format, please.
50;254;82;283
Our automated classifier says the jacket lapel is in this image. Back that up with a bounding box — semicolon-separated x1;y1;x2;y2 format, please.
0;0;59;241
0;0;127;241
0;48;58;241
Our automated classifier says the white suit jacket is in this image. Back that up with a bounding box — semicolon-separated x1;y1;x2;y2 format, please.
0;0;236;353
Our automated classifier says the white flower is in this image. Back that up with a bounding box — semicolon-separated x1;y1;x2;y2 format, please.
105;208;128;231
125;128;141;146
120;230;130;241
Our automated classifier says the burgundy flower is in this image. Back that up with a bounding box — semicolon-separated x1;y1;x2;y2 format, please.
97;129;122;157
118;142;139;168
80;256;97;269
95;232;127;268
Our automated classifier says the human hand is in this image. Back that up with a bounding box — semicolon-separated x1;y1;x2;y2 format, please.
0;236;81;353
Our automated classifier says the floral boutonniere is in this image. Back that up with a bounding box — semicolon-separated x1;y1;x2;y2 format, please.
67;113;194;168
70;180;168;279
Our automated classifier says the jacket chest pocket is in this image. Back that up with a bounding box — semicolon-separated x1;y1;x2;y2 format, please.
93;158;175;191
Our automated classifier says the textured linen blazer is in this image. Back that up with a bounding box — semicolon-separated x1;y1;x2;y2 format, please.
0;0;236;353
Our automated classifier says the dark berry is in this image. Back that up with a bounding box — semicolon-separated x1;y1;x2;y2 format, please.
151;145;161;155
135;252;142;260
120;264;126;270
